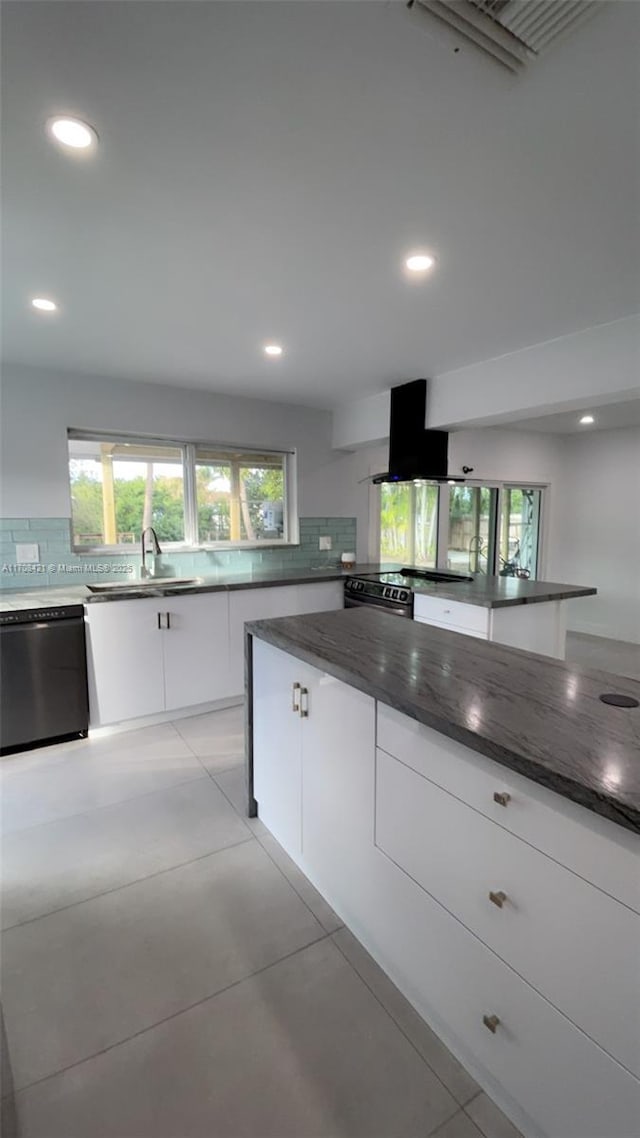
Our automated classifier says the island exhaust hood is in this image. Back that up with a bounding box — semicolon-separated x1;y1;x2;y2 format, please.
372;379;463;484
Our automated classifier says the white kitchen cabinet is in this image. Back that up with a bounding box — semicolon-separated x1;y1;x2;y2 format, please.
377;702;640;913
413;593;567;658
376;746;640;1078
250;640;640;1138
162;593;233;711
85;592;231;726
229;580;343;695
413;594;489;637
252;637;310;855
300;668;376;935
229;586;301;696
295;580;344;615
252;634;376;924
368;844;640;1138
86;599;166;725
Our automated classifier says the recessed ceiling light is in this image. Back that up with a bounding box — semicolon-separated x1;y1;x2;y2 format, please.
263;344;283;357
31;297;58;312
405;252;436;273
579;414;595;425
47;116;97;150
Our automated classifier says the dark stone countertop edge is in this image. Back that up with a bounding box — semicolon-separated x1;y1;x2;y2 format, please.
0;565;391;612
247;618;639;836
0;571;597;611
408;581;597;608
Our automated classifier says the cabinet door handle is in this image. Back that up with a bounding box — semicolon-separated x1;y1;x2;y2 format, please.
292;682;301;713
483;1014;500;1034
299;687;309;718
166;612;171;630
493;791;511;807
489;890;507;909
157;612;163;630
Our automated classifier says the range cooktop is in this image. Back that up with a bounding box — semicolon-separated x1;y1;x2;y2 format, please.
378;568;473;586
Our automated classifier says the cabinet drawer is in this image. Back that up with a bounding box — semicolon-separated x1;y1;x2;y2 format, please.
413;594;489;634
414;615;488;639
376;748;640;1078
370;845;640;1138
377;703;640;914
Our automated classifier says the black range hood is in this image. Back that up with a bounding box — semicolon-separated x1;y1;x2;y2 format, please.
373;379;463;484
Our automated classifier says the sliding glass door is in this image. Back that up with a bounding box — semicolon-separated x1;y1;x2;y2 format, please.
378;481;545;578
445;485;498;575
380;482;438;567
498;487;542;579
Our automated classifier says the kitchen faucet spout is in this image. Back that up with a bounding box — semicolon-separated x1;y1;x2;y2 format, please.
141;527;162;578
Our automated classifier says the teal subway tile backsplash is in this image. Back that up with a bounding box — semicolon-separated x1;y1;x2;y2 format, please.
0;516;356;590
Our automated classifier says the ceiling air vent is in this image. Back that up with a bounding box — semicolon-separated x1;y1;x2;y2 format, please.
408;1;599;72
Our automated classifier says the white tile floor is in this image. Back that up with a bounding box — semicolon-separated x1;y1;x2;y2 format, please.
566;631;640;681
1;705;523;1138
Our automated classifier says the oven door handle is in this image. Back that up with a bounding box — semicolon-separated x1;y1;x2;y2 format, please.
344;595;412;618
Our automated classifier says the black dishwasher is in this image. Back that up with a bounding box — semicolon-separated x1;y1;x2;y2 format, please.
0;605;89;754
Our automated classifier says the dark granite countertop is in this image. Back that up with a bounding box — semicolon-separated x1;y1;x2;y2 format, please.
380;573;597;608
0;565;596;613
247;607;640;835
0;564;395;613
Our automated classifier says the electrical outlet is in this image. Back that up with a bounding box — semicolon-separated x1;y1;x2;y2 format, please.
319;536;332;551
16;543;39;563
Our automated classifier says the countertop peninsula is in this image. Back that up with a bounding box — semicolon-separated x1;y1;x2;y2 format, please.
247;607;640;834
0;565;596;613
390;572;597;608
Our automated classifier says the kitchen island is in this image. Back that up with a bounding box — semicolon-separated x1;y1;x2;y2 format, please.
360;570;597;659
246;607;640;1138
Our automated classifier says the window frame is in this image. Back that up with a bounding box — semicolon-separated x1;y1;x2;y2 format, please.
67;429;298;553
375;478;547;577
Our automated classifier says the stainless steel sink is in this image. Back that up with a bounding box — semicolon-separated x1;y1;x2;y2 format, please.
87;577;202;594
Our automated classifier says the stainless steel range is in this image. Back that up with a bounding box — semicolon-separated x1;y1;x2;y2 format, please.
344;567;473;619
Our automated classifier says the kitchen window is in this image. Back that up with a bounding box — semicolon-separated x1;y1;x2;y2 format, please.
378;481;545;579
68;432;295;551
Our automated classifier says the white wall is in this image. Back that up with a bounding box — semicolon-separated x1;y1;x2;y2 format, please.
549;427;640;643
332;315;640;448
0;363;347;521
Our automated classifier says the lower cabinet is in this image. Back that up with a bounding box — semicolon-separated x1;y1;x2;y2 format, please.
229;580;343;695
252;636;376;932
369;845;640;1138
86;579;345;726
413;594;567;659
86;593;232;725
251;640;640;1138
252;637;308;855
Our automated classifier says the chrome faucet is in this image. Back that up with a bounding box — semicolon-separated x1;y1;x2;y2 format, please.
140;527;162;578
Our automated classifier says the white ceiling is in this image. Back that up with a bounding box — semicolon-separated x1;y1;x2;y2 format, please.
2;0;639;407
504;397;640;435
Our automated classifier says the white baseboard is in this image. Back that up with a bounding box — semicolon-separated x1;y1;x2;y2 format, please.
88;695;244;739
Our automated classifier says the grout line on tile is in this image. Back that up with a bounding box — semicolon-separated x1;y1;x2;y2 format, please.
0;771;211;839
209;769;344;934
1;834;255;932
331;931;467;1120
5;929;332;1101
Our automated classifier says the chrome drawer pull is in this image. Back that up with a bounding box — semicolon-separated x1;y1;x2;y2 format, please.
489;890;507;909
483;1014;500;1034
292;682;301;713
493;791;511;807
